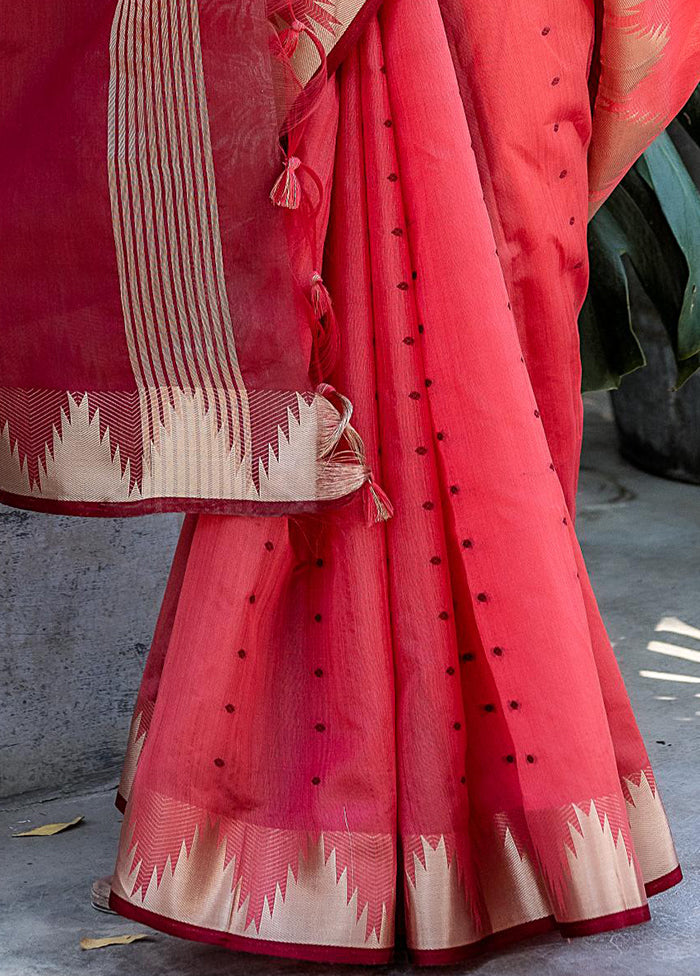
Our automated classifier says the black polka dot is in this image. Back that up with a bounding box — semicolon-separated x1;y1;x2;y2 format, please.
314;613;322;622
549;462;555;471
534;409;540;418
418;324;424;334
509;700;520;710
249;594;256;604
477;592;488;603
214;758;225;768
314;668;323;677
238;649;246;659
484;704;496;713
462;652;474;662
559;169;568;179
225;704;235;713
311;776;321;785
425;378;433;387
526;754;536;764
562;517;568;525
462;538;473;549
403;336;415;345
388;173;398;182
315;723;326;732
541;26;550;35
431;556;442;565
316;558;324;567
416;446;428;455
265;541;274;551
460;775;467;784
392;227;403;236
553;123;560;132
569;216;576;225
412;270;418;280
423;501;434;510
453;721;462;731
450;485;460;495
505;754;515;764
446;666;455;675
551;76;560;86
384;119;393;127
438;611;449;620
492;646;504;656
409;391;421;400
436;431;445;441
397;281;409;291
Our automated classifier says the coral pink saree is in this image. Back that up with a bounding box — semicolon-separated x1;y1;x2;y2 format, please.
2;0;700;966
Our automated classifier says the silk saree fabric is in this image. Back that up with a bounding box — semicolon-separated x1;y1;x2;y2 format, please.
2;0;699;967
104;0;699;965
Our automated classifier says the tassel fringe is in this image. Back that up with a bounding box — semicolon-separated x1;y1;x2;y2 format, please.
270;156;302;209
316;384;393;525
365;481;395;524
277;19;305;58
309;272;340;381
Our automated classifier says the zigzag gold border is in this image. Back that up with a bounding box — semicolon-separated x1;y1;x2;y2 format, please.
0;388;369;507
110;769;679;955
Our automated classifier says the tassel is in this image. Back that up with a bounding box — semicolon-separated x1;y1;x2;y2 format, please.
310;271;332;320
277;19;306;58
309;272;339;380
270;155;302;209
365;480;394;524
316;383;394;525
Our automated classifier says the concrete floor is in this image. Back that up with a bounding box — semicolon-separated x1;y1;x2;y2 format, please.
1;397;699;976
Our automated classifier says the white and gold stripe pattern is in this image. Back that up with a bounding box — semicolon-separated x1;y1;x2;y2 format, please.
107;0;251;480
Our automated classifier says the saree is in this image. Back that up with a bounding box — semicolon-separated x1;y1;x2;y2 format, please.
2;0;700;966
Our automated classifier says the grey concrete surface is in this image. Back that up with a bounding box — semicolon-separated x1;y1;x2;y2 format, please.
0;508;182;797
0;396;698;976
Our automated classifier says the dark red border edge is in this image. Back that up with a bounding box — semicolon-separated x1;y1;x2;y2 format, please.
109;865;682;967
109;892;392;965
0;487;360;520
115;792;127;814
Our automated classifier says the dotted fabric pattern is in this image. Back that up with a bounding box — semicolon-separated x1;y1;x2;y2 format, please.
112;0;681;963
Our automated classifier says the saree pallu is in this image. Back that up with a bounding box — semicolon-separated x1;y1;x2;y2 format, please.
1;0;699;967
0;0;386;517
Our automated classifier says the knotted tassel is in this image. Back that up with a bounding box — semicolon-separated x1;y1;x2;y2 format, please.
365;480;395;524
310;271;332;321
309;271;340;380
270;155;302;209
277;19;305;58
316;383;394;525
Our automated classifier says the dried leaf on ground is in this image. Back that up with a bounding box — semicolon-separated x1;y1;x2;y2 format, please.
12;816;84;837
80;934;149;950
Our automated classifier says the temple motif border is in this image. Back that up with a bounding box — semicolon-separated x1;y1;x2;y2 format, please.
109;771;681;965
0;387;369;516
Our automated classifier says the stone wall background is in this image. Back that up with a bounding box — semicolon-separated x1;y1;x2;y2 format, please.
0;507;181;797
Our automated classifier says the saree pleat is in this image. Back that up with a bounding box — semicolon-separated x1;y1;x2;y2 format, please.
109;0;686;964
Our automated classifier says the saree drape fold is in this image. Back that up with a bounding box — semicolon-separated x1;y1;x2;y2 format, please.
104;0;696;965
2;0;698;967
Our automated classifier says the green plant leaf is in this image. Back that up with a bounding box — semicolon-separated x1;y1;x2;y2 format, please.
639;130;700;366
582;89;700;392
